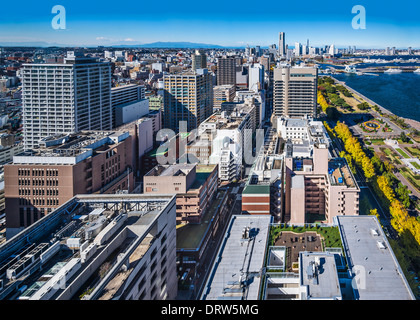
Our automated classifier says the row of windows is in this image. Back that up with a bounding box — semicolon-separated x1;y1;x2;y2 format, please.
18;169;59;177
18;179;59;186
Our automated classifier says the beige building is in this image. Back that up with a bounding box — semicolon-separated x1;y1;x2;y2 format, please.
163;69;213;133
285;143;359;224
213;84;236;111
143;163;218;224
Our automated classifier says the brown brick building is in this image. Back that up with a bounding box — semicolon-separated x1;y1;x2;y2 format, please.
4;131;134;238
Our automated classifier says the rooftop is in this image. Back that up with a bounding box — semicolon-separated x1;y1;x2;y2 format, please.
299;252;342;300
336;215;415;300
0;194;175;300
201;215;272;300
12;131;129;165
328;158;356;188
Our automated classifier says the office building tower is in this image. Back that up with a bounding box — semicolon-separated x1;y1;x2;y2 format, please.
255;46;262;57
163;69;213;132
4;131;134;237
217;56;237;86
273;66;318;118
22;51;112;150
279;32;286;58
301;45;307;56
294;42;301;56
191;50;207;70
248;63;264;92
329;44;336;56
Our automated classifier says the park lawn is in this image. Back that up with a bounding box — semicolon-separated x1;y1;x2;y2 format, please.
411;161;420;170
398;139;414;144
406;147;420;158
370;139;385;145
383;148;393;156
400;169;420;191
382;148;402;165
395;147;410;159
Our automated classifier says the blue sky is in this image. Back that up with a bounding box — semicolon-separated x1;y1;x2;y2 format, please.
1;0;420;48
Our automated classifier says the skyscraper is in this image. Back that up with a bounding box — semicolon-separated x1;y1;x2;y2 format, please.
279;32;286;58
273;66;318;118
22;51;112;150
163;69;213;132
294;42;301;56
217;56;237;86
192;49;207;70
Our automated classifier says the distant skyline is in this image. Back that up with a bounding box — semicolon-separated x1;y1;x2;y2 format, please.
1;0;420;49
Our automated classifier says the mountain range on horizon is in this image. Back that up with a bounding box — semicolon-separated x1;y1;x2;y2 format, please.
0;41;246;49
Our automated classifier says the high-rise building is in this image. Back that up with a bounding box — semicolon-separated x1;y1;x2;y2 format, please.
294;42;301;56
248;63;264;92
255;46;262;57
191;50;207;70
273;66;318;118
22;52;112;150
163;69;213;132
217;56;237;86
279;32;286;58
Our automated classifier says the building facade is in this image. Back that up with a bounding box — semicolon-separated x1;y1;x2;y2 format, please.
273;66;318;118
22;52;112;150
4;131;134;237
163;69;213;133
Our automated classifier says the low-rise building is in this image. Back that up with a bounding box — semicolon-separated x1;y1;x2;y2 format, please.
0;194;177;300
201;215;272;300
144;163;218;224
4;131;134;237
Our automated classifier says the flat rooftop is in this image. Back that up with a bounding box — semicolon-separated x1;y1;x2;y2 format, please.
146;163;195;177
328;158;356;188
336;215;415;300
12;131;129;164
299;252;342;300
201;215;272;300
0;194;175;300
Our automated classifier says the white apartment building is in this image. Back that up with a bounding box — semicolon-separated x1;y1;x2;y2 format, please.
22;52;112;150
201;104;256;182
273;66;318;118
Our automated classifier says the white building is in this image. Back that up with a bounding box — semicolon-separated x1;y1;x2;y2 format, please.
114;99;149;127
22;52;112;150
198;104;256;182
248;63;264;92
